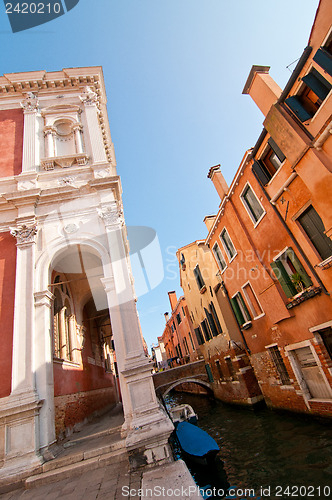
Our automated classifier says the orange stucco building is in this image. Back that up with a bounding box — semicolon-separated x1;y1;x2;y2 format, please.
161;291;200;367
170;0;332;418
176;240;263;405
205;0;332;417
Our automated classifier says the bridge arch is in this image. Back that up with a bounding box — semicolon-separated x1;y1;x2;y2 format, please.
158;377;212;397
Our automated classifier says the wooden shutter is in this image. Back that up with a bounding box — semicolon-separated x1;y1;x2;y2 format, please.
286;248;312;289
252;160;271;186
194;327;204;345
237;293;251;322
205;363;214;383
268;137;286;163
302;70;331;101
313;48;332;77
298;207;332;260
210;302;223;334
230;296;245;326
270;260;296;298
204;307;218;337
285;96;312;122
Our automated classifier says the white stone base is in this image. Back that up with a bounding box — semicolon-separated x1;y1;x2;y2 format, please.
0;391;43;481
126;406;174;469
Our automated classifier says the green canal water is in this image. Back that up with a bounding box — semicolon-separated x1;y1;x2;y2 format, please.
165;393;332;499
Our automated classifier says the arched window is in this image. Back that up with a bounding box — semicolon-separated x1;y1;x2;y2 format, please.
53;274;75;361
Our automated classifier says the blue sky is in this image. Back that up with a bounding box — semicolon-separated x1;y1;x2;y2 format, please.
0;0;319;350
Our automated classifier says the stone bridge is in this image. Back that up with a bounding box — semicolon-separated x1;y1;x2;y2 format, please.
152;359;212;397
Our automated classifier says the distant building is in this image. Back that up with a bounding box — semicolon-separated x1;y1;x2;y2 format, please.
177;240;262;405
161;292;200;367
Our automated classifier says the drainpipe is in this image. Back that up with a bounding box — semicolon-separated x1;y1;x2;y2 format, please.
219;280;251;355
277;46;312;104
251;168;329;295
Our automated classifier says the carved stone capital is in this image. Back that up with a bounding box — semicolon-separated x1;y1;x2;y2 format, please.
20;92;39;112
79;86;99;106
43;126;56;137
72;123;83;133
10;224;38;245
97;204;124;227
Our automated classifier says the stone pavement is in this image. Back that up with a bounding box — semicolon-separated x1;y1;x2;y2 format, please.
0;404;202;499
0;457;142;500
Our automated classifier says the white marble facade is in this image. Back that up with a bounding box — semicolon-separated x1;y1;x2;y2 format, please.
0;68;173;481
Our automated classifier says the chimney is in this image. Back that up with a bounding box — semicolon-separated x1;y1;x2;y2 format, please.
207;165;228;201
242;65;282;117
164;312;169;322
203;215;216;231
168;291;178;312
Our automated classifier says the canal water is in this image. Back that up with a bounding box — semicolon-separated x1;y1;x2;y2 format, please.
165;393;332;499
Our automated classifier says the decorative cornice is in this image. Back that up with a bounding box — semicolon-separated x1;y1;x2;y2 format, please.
20;92;39;112
79;86;99;106
10;223;37;245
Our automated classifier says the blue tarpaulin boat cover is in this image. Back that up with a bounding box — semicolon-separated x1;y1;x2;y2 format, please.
175;421;219;457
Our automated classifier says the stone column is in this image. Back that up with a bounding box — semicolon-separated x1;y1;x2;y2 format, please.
43;126;56;158
21;93;39;172
34;290;56;453
98;204;174;469
0;223;43;480
72;123;84;154
10;223;38;396
79;87;107;164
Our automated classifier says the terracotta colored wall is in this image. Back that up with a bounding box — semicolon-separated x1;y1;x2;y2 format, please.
54;387;117;438
0;109;23;177
0;233;16;398
53;305;117;434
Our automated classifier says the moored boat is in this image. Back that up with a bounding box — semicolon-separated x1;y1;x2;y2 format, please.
175;420;220;465
169;404;198;425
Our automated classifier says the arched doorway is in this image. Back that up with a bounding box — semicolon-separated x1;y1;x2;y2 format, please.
49;244;119;439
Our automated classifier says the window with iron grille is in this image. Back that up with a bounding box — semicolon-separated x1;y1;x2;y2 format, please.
268;346;291;385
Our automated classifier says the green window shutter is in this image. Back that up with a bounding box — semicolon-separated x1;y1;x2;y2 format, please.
271;260;296;298
285;96;312;122
252;160;271;186
286;248;312;289
231;297;245;326
205;364;214;383
268;137;286;163
237;293;251;322
298;207;332;260
302;70;331;101
313;48;332;78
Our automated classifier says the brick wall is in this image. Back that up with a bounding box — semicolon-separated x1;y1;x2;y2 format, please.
54;386;117;438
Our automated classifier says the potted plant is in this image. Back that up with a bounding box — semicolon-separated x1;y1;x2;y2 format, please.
291;272;305;293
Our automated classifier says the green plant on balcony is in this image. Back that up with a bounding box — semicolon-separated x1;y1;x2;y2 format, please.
291;272;306;293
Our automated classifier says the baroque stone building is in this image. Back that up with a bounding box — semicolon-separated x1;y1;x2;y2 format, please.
0;67;172;481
